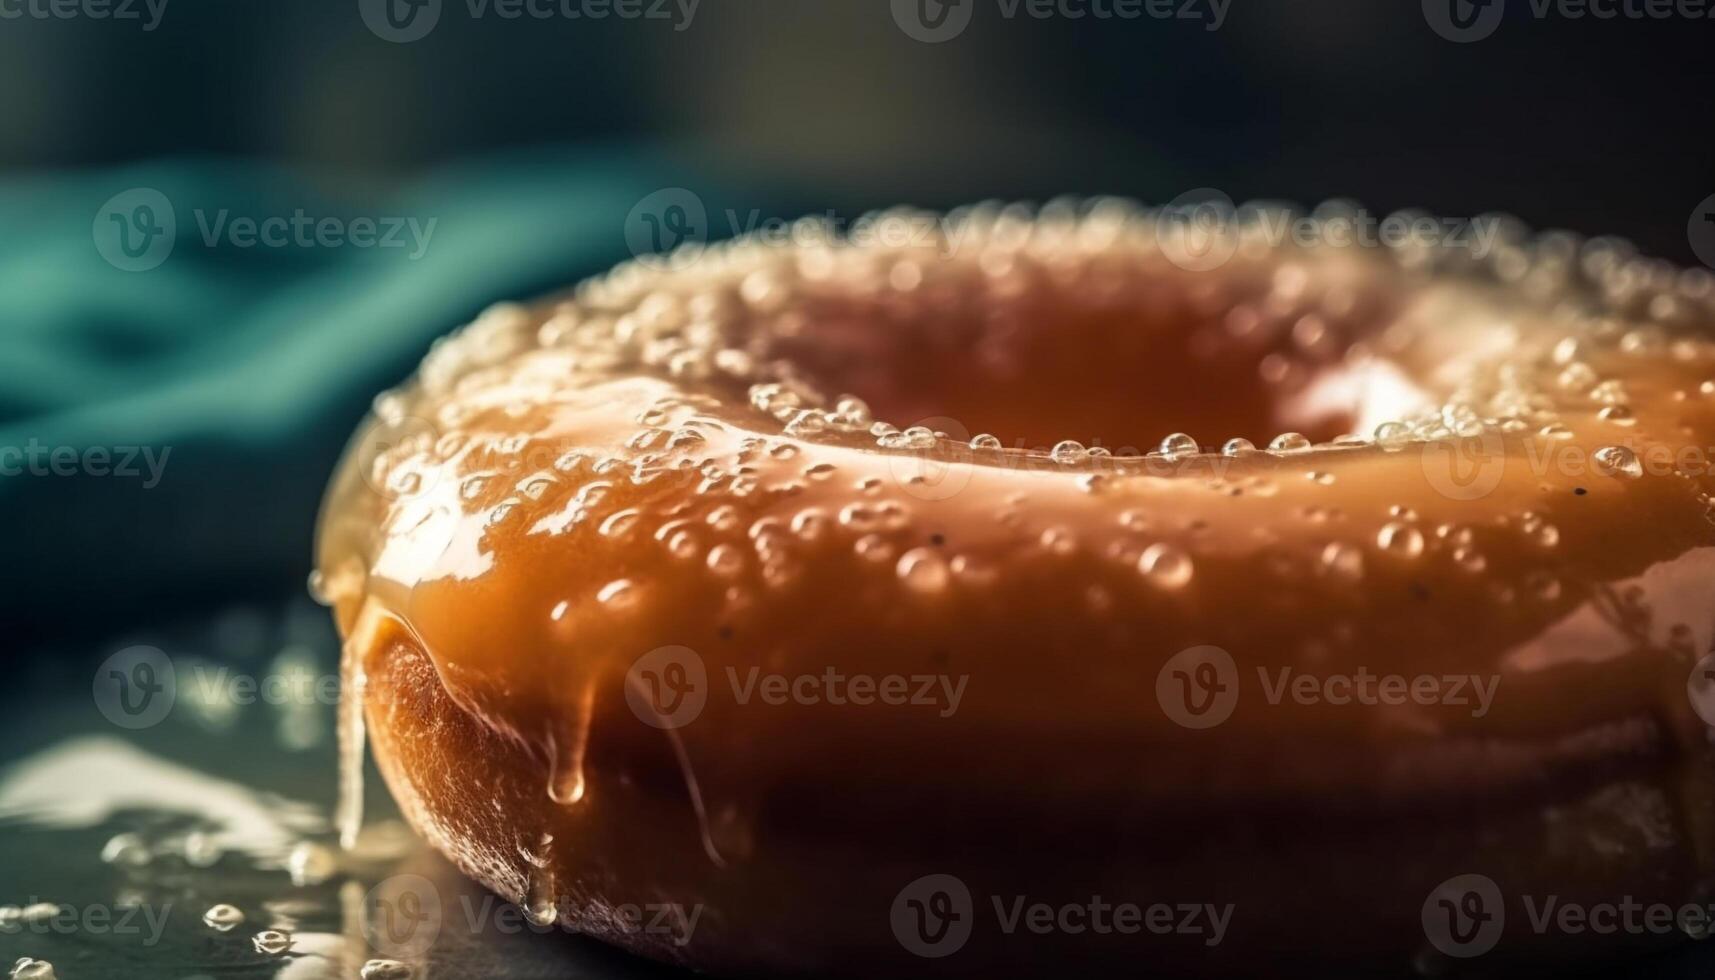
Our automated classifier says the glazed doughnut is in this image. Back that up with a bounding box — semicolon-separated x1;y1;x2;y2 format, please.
316;200;1715;975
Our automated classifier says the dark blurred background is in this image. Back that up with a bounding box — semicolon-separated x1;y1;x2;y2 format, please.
1;0;1712;656
5;0;1711;239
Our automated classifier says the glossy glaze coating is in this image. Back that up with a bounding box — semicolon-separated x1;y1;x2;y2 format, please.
317;201;1715;974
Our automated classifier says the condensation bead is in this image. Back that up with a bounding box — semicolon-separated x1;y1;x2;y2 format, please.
1373;422;1410;451
897;548;951;594
1051;440;1088;464
1159;433;1199;458
1593;445;1643;479
1138;543;1194;589
1319;542;1364;581
1376;522;1425;557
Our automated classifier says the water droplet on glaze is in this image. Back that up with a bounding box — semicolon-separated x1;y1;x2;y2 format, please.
1159;433;1198;458
1521;514;1560;548
855;534;894;563
1138;543;1194;589
897;548;951;594
791;508;828;540
1452;547;1486;572
1221;437;1255;456
1592;445;1643;479
970;433;1003;451
1051;440;1088;464
1373;422;1410;451
597;579;639;608
1556;362;1596;390
1039;526;1077;556
707;544;745;578
524;864;557;927
1376;522;1425;557
599;509;641;538
1320;542;1364;581
1269;432;1311;452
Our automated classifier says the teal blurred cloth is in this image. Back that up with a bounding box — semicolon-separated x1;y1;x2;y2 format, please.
0;149;784;633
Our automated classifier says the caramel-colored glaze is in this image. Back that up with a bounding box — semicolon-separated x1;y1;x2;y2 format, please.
317;203;1715;974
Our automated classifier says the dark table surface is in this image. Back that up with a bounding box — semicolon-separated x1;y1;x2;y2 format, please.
3;596;1714;980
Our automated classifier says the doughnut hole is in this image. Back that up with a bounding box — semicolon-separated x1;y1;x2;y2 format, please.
765;270;1416;452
